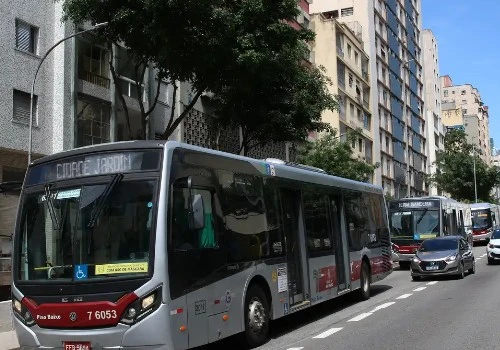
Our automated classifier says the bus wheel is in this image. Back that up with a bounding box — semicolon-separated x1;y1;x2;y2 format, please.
357;262;371;301
243;285;270;348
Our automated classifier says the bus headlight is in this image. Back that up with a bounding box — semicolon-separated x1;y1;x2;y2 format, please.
12;298;35;327
121;286;162;325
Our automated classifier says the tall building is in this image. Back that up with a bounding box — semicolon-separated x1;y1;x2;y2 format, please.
311;14;374;171
311;0;427;198
421;29;445;195
440;75;491;165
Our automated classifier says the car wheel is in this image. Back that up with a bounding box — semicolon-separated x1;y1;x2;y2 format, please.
488;257;493;265
243;285;270;348
468;260;475;274
458;262;465;279
357;262;371;301
411;275;420;281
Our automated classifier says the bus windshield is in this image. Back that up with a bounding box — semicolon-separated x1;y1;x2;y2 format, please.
390;209;439;240
16;179;156;282
471;209;491;230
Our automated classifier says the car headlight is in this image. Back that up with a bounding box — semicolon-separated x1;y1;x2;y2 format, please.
412;256;420;263
445;254;457;262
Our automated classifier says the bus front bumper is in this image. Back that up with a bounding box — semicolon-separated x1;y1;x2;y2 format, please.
13;304;173;350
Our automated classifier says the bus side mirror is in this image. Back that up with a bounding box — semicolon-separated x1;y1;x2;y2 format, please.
189;194;205;230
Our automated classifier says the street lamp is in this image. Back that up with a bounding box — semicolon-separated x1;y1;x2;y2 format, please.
402;58;415;198
28;22;108;165
472;140;478;203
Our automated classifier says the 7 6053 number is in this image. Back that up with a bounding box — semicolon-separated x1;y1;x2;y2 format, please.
87;310;117;320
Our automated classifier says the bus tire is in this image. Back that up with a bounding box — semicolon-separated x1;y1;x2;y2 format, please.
243;284;270;348
357;262;371;301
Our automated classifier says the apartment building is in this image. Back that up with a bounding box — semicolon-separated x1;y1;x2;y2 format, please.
311;14;374;170
311;0;427;198
440;75;491;165
421;29;445;195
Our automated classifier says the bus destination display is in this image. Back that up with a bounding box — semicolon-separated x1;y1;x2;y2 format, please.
26;150;160;185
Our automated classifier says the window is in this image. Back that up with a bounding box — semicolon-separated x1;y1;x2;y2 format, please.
348;73;353;87
452;90;455;94
462;99;467;105
461;90;466;95
15;19;38;54
303;189;332;253
341;7;354;16
444;90;448;97
76;97;111;147
347;44;352;58
344;191;367;251
462;109;467;115
358;138;363;152
13;89;37;125
355;52;359;66
303;17;310;29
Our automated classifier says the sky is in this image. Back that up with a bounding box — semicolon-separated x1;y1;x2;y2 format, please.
422;0;500;153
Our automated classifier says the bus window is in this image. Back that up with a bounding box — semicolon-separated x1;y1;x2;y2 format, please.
303;188;332;254
343;190;366;251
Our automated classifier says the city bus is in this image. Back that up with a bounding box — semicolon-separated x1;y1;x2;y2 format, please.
11;141;392;349
388;196;472;268
470;202;500;243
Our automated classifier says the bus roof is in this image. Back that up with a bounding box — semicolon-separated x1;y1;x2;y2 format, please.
470;202;497;210
28;140;383;194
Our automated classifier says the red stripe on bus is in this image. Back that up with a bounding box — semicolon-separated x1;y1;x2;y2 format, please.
22;292;138;328
351;255;389;281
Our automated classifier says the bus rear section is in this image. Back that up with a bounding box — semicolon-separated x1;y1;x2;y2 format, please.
389;199;441;267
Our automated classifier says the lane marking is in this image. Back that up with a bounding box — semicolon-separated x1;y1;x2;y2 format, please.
313;327;343;338
370;302;396;313
347;312;373;322
287;348;304;350
426;281;438;285
481;254;487;257
396;293;412;299
413;287;426;292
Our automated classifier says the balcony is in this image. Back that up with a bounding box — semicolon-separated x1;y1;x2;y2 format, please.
79;70;110;89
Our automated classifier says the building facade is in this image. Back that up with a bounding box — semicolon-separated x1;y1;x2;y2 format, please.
440;75;491;165
421;29;445;195
311;14;374;170
311;0;427;198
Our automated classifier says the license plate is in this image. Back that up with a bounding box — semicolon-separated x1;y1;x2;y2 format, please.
425;266;439;271
64;342;91;350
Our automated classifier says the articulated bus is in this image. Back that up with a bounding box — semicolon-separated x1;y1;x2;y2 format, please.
11;141;392;349
470;202;500;243
388;196;472;268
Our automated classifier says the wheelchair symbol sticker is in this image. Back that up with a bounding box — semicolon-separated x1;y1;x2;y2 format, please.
74;265;88;280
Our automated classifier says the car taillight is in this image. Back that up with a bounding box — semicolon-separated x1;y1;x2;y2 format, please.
12;298;35;327
121;286;162;325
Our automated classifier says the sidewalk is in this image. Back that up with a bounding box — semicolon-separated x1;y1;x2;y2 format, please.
0;301;20;349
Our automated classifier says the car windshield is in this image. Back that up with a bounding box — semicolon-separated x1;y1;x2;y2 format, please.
419;239;458;252
17;179;156;282
491;229;500;240
471;209;491;229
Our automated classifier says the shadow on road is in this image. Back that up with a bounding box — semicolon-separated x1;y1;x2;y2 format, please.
195;284;393;349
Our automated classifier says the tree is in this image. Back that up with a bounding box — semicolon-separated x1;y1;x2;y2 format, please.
297;129;379;183
60;0;336;143
429;129;500;202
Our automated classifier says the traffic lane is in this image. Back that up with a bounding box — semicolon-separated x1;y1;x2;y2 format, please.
197;266;421;350
287;253;499;350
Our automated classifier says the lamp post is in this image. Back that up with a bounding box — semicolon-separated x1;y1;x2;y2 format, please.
472;141;478;203
402;58;415;198
28;22;108;165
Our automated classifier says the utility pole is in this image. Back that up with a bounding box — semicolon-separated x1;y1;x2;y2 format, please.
472;141;478;203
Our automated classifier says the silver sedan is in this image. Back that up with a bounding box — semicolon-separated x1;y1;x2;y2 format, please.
410;236;475;281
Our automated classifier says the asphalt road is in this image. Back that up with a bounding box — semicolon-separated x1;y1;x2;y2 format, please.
201;244;495;350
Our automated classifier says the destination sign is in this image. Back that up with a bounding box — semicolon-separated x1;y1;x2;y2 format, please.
26;150;161;185
389;200;439;210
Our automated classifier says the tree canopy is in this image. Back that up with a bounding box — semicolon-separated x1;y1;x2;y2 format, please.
297;129;379;183
60;0;337;146
429;129;500;202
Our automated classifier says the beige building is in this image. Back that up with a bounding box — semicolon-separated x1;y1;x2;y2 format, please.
440;75;491;164
311;14;374;167
422;29;445;195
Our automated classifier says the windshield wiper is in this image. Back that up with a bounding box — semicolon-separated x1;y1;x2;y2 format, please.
87;173;123;228
44;184;61;229
416;208;428;225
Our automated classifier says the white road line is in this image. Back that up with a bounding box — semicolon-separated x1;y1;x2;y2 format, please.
347;312;373;322
413;287;427;292
287;348;304;350
313;327;343;339
396;293;413;299
370;302;396;313
426;281;438;285
477;258;482;260
481;254;487;257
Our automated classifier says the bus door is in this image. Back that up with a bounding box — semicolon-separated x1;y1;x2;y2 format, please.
280;188;306;306
330;195;349;291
